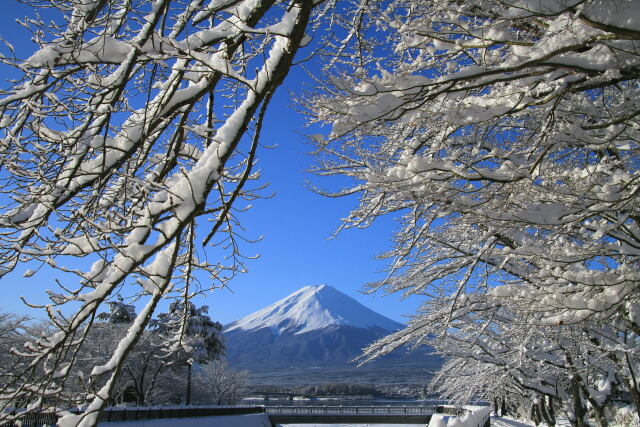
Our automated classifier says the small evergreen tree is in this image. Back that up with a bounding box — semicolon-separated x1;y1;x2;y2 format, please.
97;296;136;324
154;302;224;405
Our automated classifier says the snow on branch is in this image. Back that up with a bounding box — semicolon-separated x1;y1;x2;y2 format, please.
0;0;325;424
307;0;640;423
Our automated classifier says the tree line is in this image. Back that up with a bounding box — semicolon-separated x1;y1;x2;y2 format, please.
0;300;247;408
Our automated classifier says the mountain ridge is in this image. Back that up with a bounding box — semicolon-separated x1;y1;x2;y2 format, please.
223;284;442;385
224;284;402;336
223;284;423;371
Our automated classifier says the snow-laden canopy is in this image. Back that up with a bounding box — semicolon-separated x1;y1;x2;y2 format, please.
306;1;640;425
0;0;328;425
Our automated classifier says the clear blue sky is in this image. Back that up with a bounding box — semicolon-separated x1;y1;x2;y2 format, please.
0;2;423;325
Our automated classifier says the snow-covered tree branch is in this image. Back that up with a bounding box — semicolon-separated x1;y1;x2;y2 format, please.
0;0;325;425
305;1;640;425
193;360;249;405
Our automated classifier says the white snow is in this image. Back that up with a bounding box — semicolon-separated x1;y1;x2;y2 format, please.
284;424;423;427
490;416;535;427
224;285;402;335
428;406;491;427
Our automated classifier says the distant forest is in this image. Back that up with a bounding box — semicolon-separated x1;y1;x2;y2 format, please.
251;383;430;400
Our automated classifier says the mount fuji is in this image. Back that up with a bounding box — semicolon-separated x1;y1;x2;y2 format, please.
224;285;424;372
226;284;402;336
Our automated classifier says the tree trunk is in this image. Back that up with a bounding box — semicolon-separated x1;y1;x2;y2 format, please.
540;395;556;426
592;405;609;427
626;379;640;421
571;376;587;427
530;403;541;426
136;387;145;407
501;397;507;417
186;362;192;405
494;396;499;416
540;396;556;426
547;394;555;422
622;355;640;422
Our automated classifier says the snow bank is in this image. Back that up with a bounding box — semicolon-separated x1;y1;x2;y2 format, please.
100;414;272;427
428;406;491;427
428;414;453;427
284;424;425;427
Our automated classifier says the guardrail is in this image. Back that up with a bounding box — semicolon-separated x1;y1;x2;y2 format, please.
100;406;266;422
2;404;439;425
266;406;434;425
0;411;58;427
1;406;267;426
265;405;434;416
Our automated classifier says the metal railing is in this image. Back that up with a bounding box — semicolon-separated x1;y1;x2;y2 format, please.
265;405;434;416
100;406;266;422
2;406;266;426
2;404;442;425
0;411;57;427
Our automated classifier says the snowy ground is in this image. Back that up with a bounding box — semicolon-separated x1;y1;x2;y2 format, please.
491;415;574;427
102;420;424;427
281;424;424;427
491;416;535;427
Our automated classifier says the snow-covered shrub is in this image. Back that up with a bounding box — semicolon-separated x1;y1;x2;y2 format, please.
608;404;640;427
428;406;490;427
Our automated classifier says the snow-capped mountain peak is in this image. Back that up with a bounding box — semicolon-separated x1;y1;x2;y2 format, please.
224;284;402;335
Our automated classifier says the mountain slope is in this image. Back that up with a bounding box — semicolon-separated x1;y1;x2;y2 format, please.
224;285;413;369
225;284;402;335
